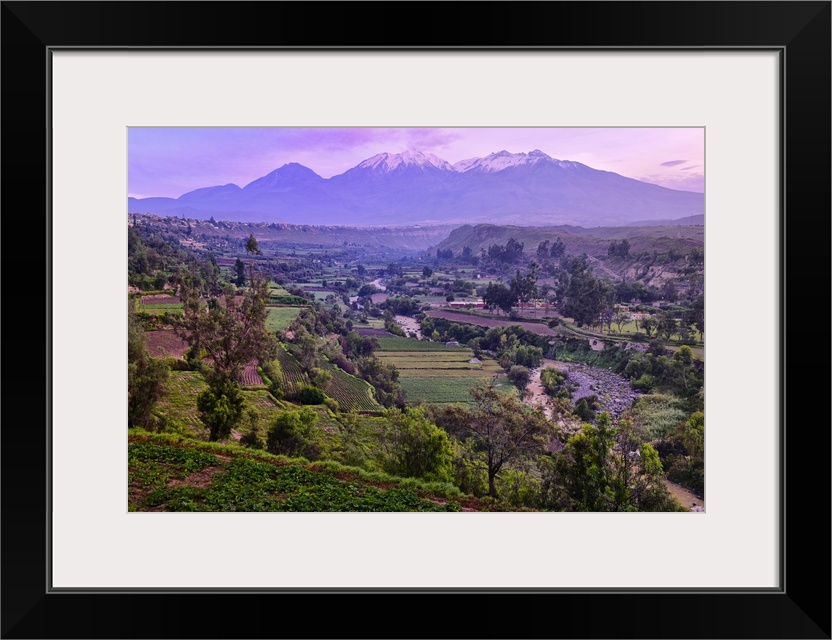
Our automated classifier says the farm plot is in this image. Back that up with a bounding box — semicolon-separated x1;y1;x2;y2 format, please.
241;360;264;387
266;306;302;333
155;371;210;436
274;346;309;396
399;377;512;405
378;351;490;369
354;328;394;338
375;337;468;352
135;297;184;316
153;372;285;440
141;294;180;305
144;330;189;359
425;310;560;336
321;363;383;413
375;341;505;405
241;390;283;426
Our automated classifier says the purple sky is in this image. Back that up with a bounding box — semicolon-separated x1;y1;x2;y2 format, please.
128;127;704;199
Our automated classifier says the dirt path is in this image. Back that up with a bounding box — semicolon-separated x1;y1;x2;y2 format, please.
524;362;553;418
664;479;705;512
587;255;621;281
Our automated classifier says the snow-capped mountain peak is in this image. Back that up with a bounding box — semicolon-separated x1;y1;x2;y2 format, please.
357;150;455;173
453;149;585;173
453;149;562;173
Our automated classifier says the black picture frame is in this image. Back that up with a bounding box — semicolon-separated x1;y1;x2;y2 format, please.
2;2;829;638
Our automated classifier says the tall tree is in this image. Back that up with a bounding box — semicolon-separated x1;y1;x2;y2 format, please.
234;257;246;286
657;312;678;341
176;268;277;440
543;413;679;512
560;258;609;327
176;268;278;385
449;381;550;498
128;306;169;428
245;233;262;256
483;282;516;315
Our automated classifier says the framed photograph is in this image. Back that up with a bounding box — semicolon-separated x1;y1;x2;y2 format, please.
3;2;829;638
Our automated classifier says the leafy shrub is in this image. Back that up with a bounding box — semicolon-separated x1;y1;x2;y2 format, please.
266;408;318;457
240;410;265;450
573;395;599;423
381;407;454;483
163;358;191;371
497;469;542;509
196;377;244;441
296;386;325;405
630;373;655;392
508;365;531;393
540;367;568;395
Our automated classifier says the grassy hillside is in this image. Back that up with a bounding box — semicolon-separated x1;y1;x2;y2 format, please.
128;433;522;512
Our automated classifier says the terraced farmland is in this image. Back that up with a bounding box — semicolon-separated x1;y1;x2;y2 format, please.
144;330;189;359
375;337;469;352
241;360;264;387
321;362;383;413
128;437;465;512
135;295;184;316
155;371;210;434
274;346;308;395
375;337;507;405
154;371;284;438
266;306;302;333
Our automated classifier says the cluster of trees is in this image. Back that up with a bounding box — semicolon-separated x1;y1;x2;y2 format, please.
559;258;610;327
540;414;680;511
536;237;566;260
656;411;704;495
434;246;476;265
622;344;704;400
481;264;540;314
607;239;631;258
422;383;680;510
128;225;209;291
556;256;703;342
487;237;525;264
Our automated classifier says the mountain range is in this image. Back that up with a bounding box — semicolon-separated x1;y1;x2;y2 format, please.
128;149;704;227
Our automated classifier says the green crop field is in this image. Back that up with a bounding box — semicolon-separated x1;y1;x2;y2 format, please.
135;299;184;315
153;371;286;439
266;306;302;332
322;363;383;412
274;346;308;395
375;337;468;352
242;389;284;426
375;342;506;404
399;377;512;405
268;281;291;296
155;371;210;435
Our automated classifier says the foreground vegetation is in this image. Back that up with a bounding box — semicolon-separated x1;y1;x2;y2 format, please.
128;217;704;511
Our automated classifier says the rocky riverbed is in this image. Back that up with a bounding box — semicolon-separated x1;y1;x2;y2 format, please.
527;358;640;421
395;315;423;340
